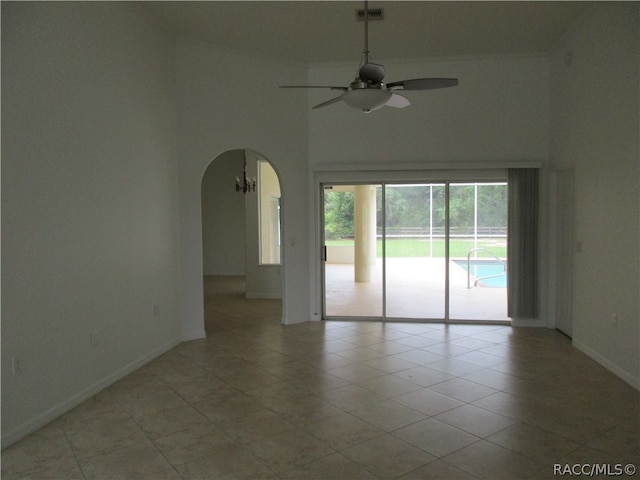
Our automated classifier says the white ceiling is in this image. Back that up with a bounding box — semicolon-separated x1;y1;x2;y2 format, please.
147;1;592;65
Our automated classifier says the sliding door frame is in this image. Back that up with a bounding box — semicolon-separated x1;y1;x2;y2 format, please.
321;182;385;321
316;169;511;324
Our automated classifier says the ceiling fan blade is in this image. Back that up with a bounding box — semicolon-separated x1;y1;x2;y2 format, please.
280;86;348;91
312;94;345;110
359;63;386;84
385;93;410;108
387;78;459;91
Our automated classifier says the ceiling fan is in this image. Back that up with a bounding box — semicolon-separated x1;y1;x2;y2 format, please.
280;1;459;113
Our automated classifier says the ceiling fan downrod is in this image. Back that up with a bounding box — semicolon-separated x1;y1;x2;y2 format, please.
363;0;370;65
279;0;459;113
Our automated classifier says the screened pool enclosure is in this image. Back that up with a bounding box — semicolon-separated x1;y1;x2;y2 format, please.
322;182;509;322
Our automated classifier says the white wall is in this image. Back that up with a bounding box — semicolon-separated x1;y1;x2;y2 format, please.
308;55;549;165
201;150;246;276
550;3;639;388
175;38;308;335
1;2;181;445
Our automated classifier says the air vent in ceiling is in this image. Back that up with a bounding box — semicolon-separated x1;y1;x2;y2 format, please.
356;8;384;21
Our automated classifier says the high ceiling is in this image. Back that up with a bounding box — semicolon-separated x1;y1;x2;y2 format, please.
147;1;592;65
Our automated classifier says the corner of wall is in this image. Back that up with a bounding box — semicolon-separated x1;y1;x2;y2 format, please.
1;337;182;449
573;339;639;391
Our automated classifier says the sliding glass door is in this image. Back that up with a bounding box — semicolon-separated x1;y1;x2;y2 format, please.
448;183;508;321
385;184;446;320
323;185;383;318
322;180;509;323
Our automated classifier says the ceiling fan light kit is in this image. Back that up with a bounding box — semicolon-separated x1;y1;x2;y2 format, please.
281;1;458;113
343;89;392;113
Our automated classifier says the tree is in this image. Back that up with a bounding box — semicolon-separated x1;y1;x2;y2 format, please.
449;185;475;233
324;191;354;240
324;183;507;240
478;184;507;231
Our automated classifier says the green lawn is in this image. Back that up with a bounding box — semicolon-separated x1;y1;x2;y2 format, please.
326;238;507;259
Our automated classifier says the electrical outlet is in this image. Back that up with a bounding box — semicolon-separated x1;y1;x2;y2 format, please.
90;331;99;347
611;313;618;326
153;304;160;316
11;357;20;377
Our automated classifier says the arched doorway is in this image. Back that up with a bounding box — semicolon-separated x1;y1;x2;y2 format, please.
201;149;283;330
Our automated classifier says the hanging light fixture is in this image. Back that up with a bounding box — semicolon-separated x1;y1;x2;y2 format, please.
235;151;256;193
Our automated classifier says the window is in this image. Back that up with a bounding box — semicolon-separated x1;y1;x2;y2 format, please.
258;160;281;265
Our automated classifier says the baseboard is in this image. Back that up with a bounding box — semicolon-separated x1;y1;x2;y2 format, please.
1;336;182;449
573;339;640;391
181;328;207;342
511;317;546;327
281;315;313;325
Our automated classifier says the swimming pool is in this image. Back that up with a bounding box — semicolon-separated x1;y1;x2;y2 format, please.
453;259;508;288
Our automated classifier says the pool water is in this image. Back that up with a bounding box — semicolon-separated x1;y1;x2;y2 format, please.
454;260;508;288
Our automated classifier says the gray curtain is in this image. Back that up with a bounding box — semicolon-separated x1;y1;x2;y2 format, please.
507;168;539;319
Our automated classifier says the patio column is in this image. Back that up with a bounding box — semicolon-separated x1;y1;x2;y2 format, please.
354;185;377;282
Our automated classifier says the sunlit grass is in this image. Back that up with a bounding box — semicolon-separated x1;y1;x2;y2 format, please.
325;238;507;259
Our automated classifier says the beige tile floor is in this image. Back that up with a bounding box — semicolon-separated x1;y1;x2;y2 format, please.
2;276;638;479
